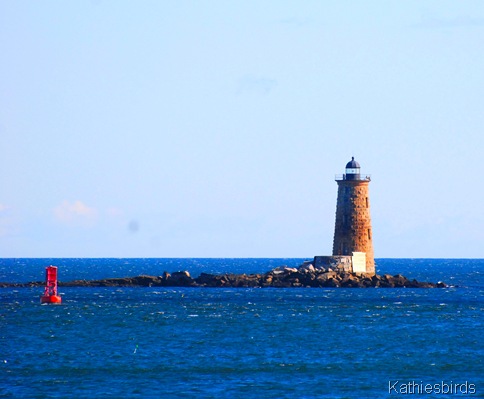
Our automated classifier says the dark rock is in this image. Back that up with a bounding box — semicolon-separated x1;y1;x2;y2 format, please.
131;275;162;286
166;271;195;287
195;273;217;286
326;278;341;287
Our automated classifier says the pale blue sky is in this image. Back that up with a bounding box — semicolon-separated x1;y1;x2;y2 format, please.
1;1;483;258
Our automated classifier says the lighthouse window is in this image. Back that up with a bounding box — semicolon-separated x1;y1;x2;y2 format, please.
366;197;369;208
368;229;371;239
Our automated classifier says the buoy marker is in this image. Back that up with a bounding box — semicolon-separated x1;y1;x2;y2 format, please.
40;266;62;304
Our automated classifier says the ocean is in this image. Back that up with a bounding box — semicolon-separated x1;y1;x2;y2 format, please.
1;258;483;398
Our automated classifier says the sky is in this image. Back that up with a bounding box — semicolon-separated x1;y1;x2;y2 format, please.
1;1;483;258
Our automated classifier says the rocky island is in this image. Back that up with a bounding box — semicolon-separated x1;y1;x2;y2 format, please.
1;263;446;289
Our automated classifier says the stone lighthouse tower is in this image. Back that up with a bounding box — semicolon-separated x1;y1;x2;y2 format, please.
332;157;375;274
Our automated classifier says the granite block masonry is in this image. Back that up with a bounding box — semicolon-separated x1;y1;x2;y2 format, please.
333;157;374;274
310;157;375;275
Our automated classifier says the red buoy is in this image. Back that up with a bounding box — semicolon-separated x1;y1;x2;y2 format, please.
40;266;62;304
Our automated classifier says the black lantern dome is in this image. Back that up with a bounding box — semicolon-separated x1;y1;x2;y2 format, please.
345;157;360;169
345;157;360;180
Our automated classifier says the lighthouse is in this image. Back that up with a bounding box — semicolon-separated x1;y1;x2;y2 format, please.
332;157;375;274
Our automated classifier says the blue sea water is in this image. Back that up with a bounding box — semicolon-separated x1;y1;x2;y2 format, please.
1;258;483;398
